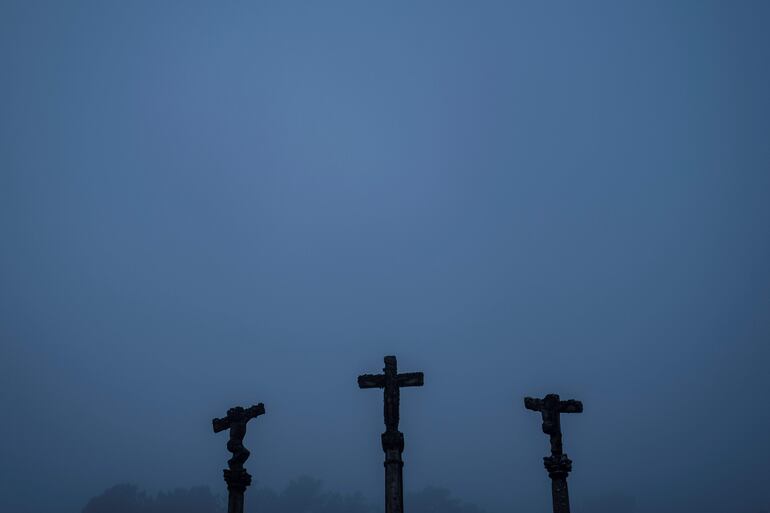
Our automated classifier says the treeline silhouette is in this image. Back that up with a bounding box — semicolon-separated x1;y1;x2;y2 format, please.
81;476;486;513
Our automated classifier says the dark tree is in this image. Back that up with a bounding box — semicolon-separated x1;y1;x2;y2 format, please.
274;476;323;513
405;486;486;513
578;492;636;513
153;486;224;513
317;490;374;513
82;484;153;513
246;476;377;513
82;484;223;513
83;479;484;513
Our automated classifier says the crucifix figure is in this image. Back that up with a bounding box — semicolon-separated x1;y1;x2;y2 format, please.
524;394;583;513
358;355;424;513
213;403;265;513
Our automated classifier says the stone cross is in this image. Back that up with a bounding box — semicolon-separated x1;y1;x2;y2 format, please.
358;356;424;513
524;394;583;513
213;403;265;513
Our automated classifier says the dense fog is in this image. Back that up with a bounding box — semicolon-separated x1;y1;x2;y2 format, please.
2;2;769;513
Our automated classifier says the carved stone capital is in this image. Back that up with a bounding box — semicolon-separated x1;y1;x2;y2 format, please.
543;454;572;479
223;468;252;493
381;430;405;452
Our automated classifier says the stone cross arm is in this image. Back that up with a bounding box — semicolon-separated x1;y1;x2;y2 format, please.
358;372;424;389
524;396;583;415
524;393;582;455
358;355;424;434
213;403;266;433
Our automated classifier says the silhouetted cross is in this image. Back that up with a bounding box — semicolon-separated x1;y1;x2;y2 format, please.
524;394;583;513
358;355;424;513
358;355;423;432
212;403;265;513
213;404;265;470
524;394;582;456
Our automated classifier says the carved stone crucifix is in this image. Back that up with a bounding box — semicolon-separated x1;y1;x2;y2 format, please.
524;394;583;513
358;356;423;513
213;403;265;513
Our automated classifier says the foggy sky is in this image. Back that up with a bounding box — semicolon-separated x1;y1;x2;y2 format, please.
2;2;769;513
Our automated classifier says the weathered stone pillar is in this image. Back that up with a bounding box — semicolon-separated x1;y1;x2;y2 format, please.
224;468;252;513
544;454;572;513
359;356;424;513
382;430;405;513
524;394;583;513
213;403;265;513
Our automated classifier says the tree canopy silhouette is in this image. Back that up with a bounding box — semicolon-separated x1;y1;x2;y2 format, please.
82;478;485;513
82;484;222;513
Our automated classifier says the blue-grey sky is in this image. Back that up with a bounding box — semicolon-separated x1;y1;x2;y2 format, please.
2;2;769;513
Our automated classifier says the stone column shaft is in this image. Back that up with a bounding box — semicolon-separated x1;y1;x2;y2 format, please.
544;455;572;513
382;431;405;513
228;491;245;513
550;477;570;513
224;468;252;513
